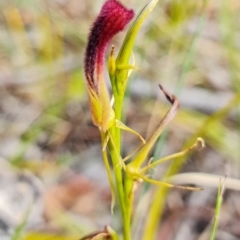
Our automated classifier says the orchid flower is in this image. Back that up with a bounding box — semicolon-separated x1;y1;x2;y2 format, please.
84;0;134;132
82;1;204;240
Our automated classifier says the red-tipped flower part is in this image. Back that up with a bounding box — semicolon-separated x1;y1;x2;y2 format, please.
84;0;134;131
84;0;134;90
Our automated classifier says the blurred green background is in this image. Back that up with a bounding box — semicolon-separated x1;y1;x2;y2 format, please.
0;0;240;239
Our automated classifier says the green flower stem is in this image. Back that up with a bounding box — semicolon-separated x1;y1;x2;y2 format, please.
110;1;160;236
124;173;135;238
113;89;135;240
107;127;131;240
114;93;124;153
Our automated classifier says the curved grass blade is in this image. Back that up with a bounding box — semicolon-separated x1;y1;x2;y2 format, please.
210;176;226;240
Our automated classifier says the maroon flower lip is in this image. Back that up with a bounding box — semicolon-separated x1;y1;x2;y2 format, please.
83;0;134;131
84;0;134;93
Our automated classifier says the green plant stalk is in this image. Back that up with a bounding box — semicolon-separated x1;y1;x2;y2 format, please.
114;94;124;153
112;67;139;240
124;174;135;238
210;179;224;240
108;1;161;239
115;100;135;240
113;73;133;240
107;127;131;240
